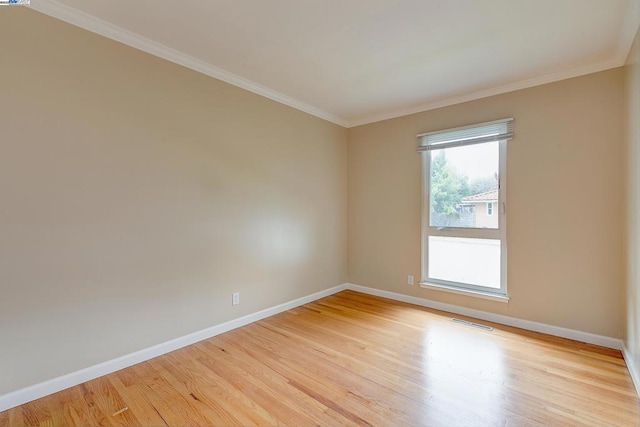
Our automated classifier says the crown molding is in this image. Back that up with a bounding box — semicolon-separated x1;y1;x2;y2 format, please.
27;0;639;129
618;0;640;65
346;57;622;127
27;0;349;127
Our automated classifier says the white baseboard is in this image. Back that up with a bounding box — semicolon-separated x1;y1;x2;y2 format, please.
349;283;640;398
0;282;630;411
622;343;640;398
0;283;348;412
345;283;624;350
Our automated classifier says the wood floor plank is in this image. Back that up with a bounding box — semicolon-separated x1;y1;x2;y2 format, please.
164;350;280;426
0;407;7;427
81;376;140;427
250;320;431;411
109;373;168;427
211;330;395;426
76;382;115;426
133;363;219;426
188;341;338;426
145;356;245;426
194;339;344;426
2;290;639;426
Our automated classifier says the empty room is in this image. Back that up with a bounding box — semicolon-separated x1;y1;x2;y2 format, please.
1;0;640;425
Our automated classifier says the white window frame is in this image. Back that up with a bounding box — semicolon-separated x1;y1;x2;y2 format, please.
418;119;511;300
487;202;494;216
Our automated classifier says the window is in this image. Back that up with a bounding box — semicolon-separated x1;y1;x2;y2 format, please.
417;118;512;299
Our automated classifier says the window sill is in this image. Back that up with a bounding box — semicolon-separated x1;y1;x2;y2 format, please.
419;282;510;303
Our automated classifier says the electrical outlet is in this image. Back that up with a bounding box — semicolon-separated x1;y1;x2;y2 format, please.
408;275;414;285
232;292;240;306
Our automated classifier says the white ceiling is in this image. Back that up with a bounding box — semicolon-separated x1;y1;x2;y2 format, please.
29;0;640;127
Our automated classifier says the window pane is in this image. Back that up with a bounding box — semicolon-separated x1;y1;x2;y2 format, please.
429;141;499;229
428;236;500;289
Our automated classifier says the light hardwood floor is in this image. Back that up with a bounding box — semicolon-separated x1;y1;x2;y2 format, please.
1;290;639;426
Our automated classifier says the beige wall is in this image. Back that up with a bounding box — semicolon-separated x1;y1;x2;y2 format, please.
624;27;640;383
349;68;625;338
0;9;347;395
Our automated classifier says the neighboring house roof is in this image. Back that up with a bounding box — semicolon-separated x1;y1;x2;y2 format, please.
462;189;498;203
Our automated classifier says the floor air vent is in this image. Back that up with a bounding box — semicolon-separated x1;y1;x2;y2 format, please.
451;318;493;331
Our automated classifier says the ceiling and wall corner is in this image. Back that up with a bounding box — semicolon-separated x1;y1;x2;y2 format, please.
27;0;640;128
26;0;349;127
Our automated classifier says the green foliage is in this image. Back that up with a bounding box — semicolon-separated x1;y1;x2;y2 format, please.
430;151;470;215
430;151;498;216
